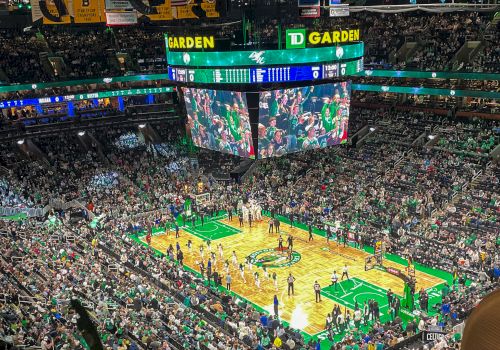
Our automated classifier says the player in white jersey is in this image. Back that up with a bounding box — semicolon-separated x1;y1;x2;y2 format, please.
341;264;350;280
218;243;224;260
239;263;246;282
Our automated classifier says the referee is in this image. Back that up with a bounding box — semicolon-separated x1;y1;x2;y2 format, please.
314;281;321;302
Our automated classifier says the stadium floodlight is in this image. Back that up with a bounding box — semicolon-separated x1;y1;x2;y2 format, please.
369;127;376;132
17;139;25;145
138;124;146;129
78;131;86;137
428;135;436;140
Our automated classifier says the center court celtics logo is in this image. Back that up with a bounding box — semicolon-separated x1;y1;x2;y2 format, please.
248;248;301;268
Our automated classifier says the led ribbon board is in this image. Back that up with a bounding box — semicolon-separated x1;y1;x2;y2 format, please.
166;42;364;67
0;87;174;109
168;59;364;84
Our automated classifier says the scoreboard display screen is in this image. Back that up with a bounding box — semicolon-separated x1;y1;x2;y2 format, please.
168;59;363;84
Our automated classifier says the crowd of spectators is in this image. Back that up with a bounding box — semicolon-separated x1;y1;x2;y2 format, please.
0;106;498;349
0;11;497;84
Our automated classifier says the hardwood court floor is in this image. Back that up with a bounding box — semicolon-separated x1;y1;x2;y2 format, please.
147;217;444;336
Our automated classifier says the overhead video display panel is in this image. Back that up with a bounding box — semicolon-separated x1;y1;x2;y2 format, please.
183;87;254;158
257;82;351;159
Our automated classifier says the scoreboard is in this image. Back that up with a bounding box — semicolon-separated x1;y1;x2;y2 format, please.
168;58;363;84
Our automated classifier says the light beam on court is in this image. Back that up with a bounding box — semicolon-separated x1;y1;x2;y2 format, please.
290;304;309;330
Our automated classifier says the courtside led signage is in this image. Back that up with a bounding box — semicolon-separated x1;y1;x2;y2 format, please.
166;35;215;50
285;29;360;49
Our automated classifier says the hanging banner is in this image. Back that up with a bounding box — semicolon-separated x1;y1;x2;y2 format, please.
147;1;174;21
105;0;132;10
73;0;103;23
105;10;138;25
30;0;73;24
299;6;320;18
175;1;218;19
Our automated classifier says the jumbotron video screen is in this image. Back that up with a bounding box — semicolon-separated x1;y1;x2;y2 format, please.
258;82;350;159
183;87;254;158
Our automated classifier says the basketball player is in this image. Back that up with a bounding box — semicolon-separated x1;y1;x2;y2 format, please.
187;240;192;252
246;256;253;271
341;264;350;281
287;235;293;249
199;245;204;260
268;218;274;233
254;272;260;289
287;246;292;261
308;224;313;241
331;270;339;290
274;218;280;233
326;225;332;244
272;271;278;291
287;273;296;296
239;263;246;282
199;261;205;278
175;223;180;238
224;260;230;275
227;205;233;221
263;266;269;281
218;243;224;260
211;251;217;267
314;281;321;302
206;239;211;251
226;272;232;291
249;213;252;227
177;249;184;266
238;212;244;227
232;251;238;266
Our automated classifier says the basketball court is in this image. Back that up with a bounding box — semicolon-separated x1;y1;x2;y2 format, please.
134;214;450;342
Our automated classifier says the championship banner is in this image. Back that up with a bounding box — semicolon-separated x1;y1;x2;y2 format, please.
175;0;218;19
147;1;173;21
30;0;72;24
73;0;103;23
